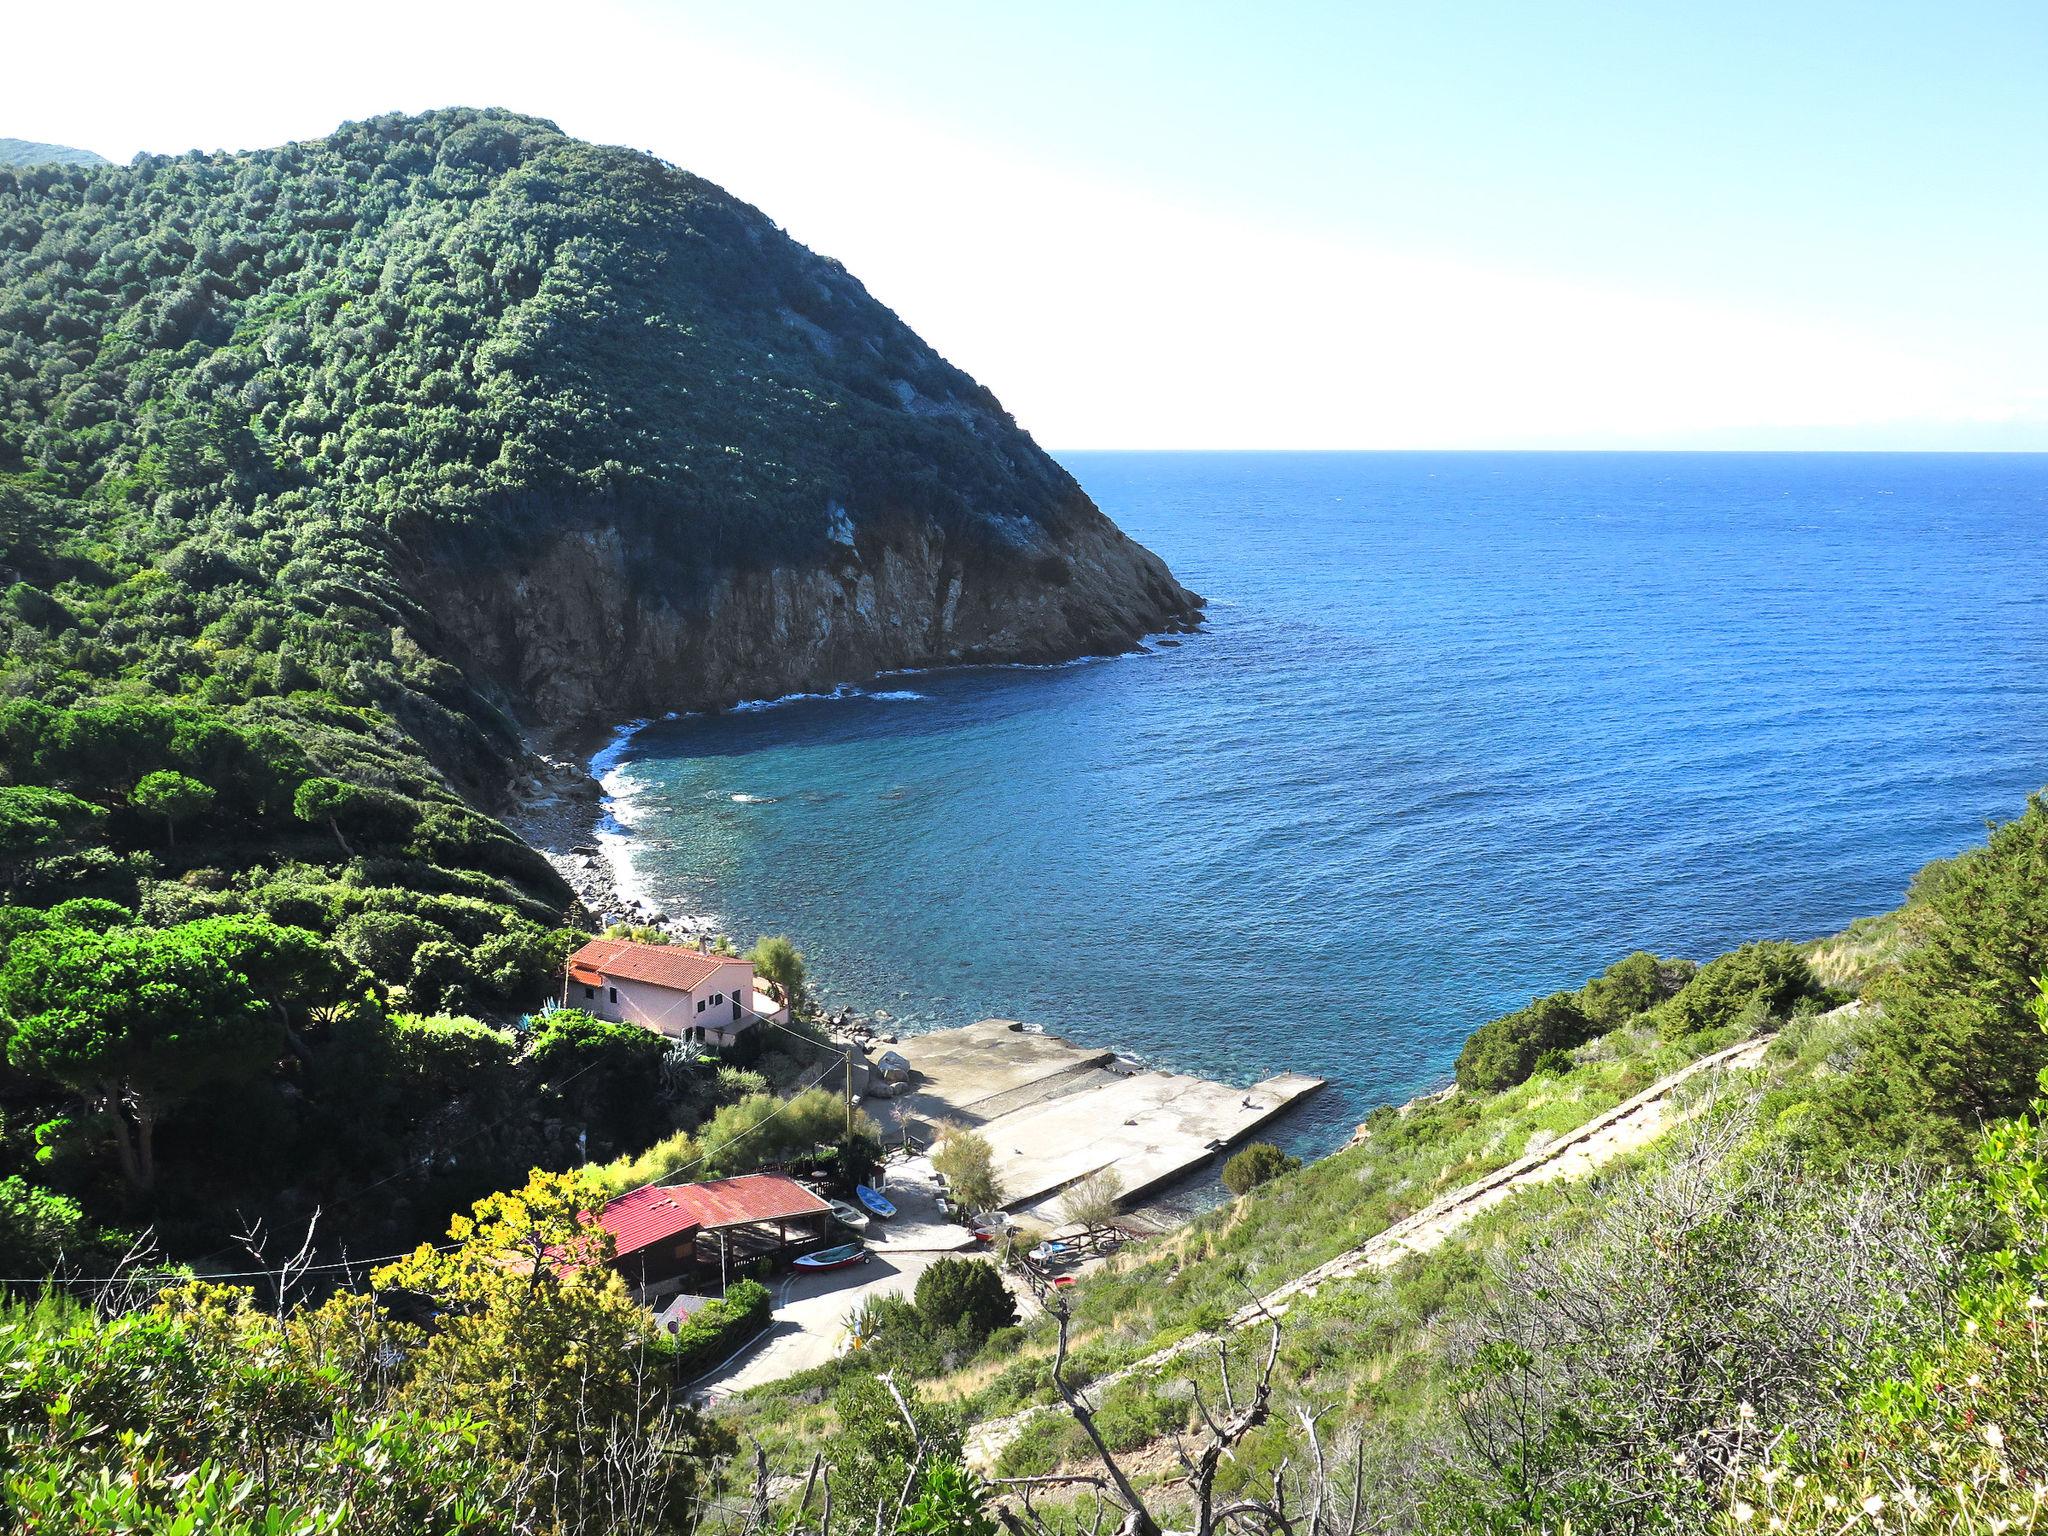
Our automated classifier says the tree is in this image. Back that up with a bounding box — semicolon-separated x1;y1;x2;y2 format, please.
932;1125;1004;1215
293;776;415;858
1057;1166;1125;1235
914;1255;1017;1346
372;1167;719;1528
748;934;808;1016
1221;1141;1299;1196
0;921;275;1189
0;785;103;890
294;776;361;854
176;913;365;1062
128;768;214;847
1823;794;2048;1160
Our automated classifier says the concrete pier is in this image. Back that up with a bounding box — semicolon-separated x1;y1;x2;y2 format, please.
874;1020;1325;1219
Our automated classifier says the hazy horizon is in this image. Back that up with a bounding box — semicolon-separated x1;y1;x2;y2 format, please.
14;1;2045;453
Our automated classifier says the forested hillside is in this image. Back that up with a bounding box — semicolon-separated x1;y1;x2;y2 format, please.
0;108;1196;1273
0;139;108;169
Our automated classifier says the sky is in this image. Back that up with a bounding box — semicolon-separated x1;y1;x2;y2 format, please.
11;1;2046;449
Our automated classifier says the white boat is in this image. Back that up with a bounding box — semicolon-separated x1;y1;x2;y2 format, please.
827;1198;870;1230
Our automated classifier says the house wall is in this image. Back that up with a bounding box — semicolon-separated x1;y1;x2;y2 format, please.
568;958;763;1047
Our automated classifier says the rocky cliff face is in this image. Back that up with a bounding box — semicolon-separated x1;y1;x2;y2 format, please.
434;493;1200;730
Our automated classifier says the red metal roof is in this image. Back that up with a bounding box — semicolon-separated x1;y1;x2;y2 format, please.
567;939;748;994
597;1174;831;1255
596;1187;701;1257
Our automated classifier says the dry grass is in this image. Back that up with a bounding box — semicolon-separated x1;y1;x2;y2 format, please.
1802;905;1925;992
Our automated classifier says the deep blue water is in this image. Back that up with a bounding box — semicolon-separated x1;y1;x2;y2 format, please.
597;452;2048;1150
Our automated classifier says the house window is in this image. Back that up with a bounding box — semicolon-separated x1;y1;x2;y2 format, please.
711;992;723;1006
608;986;618;1003
696;998;706;1013
583;986;595;1000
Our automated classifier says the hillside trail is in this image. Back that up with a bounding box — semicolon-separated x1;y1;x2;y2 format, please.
964;1029;1778;1468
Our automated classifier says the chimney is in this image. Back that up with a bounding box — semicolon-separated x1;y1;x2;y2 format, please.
698;936;710;956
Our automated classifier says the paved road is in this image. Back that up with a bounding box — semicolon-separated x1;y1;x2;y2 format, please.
701;1248;950;1396
696;1160;977;1397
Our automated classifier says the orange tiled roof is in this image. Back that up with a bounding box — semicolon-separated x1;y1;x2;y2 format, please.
566;939;747;994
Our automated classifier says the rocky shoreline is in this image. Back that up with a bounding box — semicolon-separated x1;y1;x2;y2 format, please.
503;728;717;941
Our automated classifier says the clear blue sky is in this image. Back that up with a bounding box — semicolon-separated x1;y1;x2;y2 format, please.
14;1;2046;448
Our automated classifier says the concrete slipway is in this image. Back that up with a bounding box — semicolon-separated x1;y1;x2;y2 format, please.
873;1020;1325;1217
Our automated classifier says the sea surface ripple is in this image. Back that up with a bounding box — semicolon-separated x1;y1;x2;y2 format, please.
597;451;2048;1149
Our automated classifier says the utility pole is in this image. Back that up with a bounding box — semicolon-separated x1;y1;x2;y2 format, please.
844;1044;854;1141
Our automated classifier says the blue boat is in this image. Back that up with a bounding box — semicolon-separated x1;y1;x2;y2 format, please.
855;1184;895;1219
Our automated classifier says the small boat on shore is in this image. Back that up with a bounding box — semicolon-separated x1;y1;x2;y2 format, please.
827;1199;871;1230
793;1242;869;1272
855;1184;896;1219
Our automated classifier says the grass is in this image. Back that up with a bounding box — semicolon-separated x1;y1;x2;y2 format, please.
715;1018;1760;1476
718;901;1926;1490
1801;905;1922;992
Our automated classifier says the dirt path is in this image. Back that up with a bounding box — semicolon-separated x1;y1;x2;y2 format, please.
964;1031;1775;1468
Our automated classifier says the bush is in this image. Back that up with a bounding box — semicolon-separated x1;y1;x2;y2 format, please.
386;1012;516;1093
666;1278;772;1375
913;1257;1016;1348
1222;1141;1300;1196
1456;992;1594;1092
1651;940;1822;1040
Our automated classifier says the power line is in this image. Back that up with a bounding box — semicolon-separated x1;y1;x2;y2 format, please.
3;1012;855;1286
0;1239;461;1289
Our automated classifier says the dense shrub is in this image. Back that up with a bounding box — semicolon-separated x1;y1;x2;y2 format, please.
1650;940;1825;1040
666;1278;772;1376
1456;992;1596;1092
1456;951;1697;1092
913;1257;1017;1348
1820;796;2048;1161
1222;1140;1301;1195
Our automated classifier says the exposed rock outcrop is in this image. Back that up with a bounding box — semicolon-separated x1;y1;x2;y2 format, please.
436;496;1200;729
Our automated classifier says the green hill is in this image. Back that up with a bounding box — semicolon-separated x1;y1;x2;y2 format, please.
0;137;108;169
0;108;1197;745
0;108;1197;1265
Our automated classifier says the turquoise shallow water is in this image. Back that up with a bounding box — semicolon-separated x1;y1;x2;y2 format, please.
597;451;2048;1150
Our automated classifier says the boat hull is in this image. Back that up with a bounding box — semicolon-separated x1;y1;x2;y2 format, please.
794;1244;869;1272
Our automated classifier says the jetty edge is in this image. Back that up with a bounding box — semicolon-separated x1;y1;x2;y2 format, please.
853;1018;1325;1220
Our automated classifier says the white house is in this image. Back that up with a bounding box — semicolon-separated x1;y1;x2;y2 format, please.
563;938;788;1049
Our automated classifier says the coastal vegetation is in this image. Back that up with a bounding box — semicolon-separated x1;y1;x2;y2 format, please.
694;794;2048;1536
0;96;2045;1536
0;100;1190;1289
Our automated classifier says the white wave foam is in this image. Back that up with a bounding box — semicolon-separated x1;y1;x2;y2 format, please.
729;793;778;804
728;682;928;711
729;684;864;712
586;717;652;781
585;719;659;911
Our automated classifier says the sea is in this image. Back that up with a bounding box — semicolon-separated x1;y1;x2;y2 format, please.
591;451;2048;1152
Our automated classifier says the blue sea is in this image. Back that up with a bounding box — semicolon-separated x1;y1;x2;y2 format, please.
596;452;2048;1150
